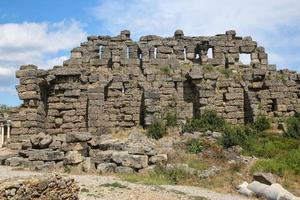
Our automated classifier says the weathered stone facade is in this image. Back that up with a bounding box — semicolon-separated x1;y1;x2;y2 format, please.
9;30;300;144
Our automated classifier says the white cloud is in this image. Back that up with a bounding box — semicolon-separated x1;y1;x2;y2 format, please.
0;20;87;102
46;56;68;67
0;20;86;69
0;67;16;77
92;0;300;71
0;86;16;95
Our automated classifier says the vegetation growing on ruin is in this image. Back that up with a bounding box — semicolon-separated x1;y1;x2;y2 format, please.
180;109;300;178
182;110;226;133
160;66;172;75
285;115;300;139
147;120;167;140
165;112;178;127
186;139;203;154
251;115;271;132
0;104;11;116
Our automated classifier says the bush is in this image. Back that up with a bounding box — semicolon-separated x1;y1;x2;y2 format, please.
147;120;166;140
252;116;271;132
285;116;300;139
186;139;203;154
182;118;205;133
165;112;177;127
220;125;249;149
182;110;226;133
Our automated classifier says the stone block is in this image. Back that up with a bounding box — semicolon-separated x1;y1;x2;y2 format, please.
66;132;93;143
112;151;148;169
64;151;84;164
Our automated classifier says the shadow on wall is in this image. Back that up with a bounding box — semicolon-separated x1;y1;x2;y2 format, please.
183;80;200;118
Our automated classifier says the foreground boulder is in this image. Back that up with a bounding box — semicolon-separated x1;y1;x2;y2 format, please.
238;181;300;200
0;175;79;200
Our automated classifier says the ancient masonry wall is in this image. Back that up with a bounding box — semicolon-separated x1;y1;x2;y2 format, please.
9;30;300;145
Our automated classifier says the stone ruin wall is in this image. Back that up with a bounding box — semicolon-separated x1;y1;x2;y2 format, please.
8;30;300;147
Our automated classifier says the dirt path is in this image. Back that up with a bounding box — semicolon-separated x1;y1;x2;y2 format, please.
0;166;254;200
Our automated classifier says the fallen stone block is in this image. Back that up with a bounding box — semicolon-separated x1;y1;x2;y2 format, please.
66;132;92;143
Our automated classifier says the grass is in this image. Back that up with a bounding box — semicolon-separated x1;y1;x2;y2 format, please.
120;166;192;185
160;66;172;75
165;112;178;127
218;68;233;78
80;188;89;193
201;64;214;72
100;182;128;188
120;171;171;185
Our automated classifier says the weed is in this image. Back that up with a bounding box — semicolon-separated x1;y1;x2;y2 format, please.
147;120;167;140
165;112;177;127
219;68;233;78
80;188;89;193
187;139;203;154
100;182;127;188
182;110;225;132
202;64;214;72
220;125;249;149
120;166;190;185
63;165;71;173
161;66;172;75
285;116;300;139
252;116;271;132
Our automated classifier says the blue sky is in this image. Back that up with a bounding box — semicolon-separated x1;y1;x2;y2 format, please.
0;0;300;106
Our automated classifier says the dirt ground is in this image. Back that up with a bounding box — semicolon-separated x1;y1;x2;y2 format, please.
0;165;257;200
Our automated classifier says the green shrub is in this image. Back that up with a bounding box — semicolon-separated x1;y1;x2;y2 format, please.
147;120;166;140
187;139;203;154
182;118;205;133
285;116;300;139
201;110;226;130
166;112;177;127
220;125;249;149
182;110;226;133
252;116;271;132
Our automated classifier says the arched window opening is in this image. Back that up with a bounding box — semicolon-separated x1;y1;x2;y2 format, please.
126;46;130;59
99;45;103;59
184;47;187;61
122;82;125;94
207;48;213;59
239;53;251;65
